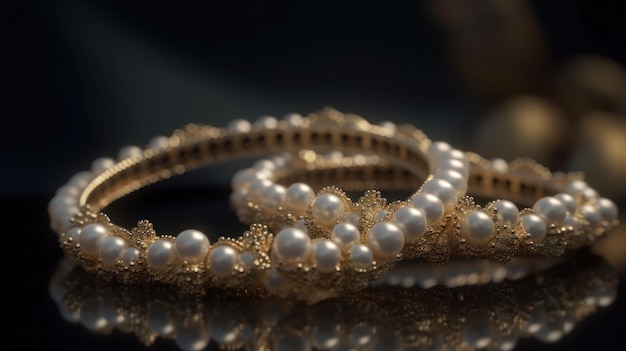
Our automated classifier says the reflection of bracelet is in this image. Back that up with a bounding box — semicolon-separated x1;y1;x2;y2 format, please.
49;251;617;351
48;107;619;296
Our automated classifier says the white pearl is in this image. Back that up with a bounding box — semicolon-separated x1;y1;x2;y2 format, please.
493;332;518;351
554;193;577;213
491;158;509;173
597;198;618;222
231;168;272;190
521;214;547;243
174;229;210;262
174;320;210;351
421;178;458;210
374;209;388;221
120;247;140;265
229;188;249;208
428;141;452;159
490;200;520;225
263;269;287;290
272;227;312;263
563;180;588;197
78;223;110;256
80;297;107;331
448;149;468;163
147;302;174;335
345;212;360;225
101;294;123;324
313;239;341;273
330;223;360;251
68;171;94;188
252;115;278;130
349;244;373;268
391;206;427;242
437;158;469;177
294;218;307;231
311;193;346;226
90;157;116;174
312;320;340;349
284;183;316;212
261;184;287;215
55;184;81;197
533;197;567;225
56;209;80;233
248;177;273;204
563;214;580;231
283;113;304;127
210;314;240;344
117;145;142;161
327;151;344;163
49;201;78;221
460;211;494;244
534;322;564;343
270;154;290;168
227;119;251;133
461;311;494;349
99;236;128;266
66;227;81;242
209;245;239;277
239;251;256;267
351;324;374;346
378;120;396;132
48;195;77;215
368;222;405;259
253;159;276;171
434;169;468;195
582;187;599;202
582;204;602;229
410;193;445;226
147;239;175;269
146;135;170;150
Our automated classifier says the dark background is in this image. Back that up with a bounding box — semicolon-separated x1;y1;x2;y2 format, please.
3;0;626;350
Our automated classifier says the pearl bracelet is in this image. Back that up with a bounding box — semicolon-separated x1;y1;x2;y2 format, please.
48;108;619;296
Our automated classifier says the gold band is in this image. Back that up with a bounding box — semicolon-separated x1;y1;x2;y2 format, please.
48;108;619;296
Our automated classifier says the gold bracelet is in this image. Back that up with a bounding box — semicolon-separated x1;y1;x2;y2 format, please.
48;108;619;296
49;250;617;350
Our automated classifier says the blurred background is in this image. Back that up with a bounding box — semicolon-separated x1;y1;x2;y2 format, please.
4;1;626;350
4;0;626;200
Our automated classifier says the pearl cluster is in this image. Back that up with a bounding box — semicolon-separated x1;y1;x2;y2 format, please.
48;136;246;280
228;138;473;267
231;138;469;268
230;139;619;270
48;135;169;234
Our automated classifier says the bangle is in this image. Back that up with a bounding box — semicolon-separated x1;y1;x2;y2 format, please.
49;251;617;350
48;108;619;296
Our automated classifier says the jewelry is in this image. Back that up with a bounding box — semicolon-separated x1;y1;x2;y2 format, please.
48;107;619;296
49;251;618;350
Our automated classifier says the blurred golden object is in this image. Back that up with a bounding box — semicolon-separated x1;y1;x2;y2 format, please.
428;0;547;102
568;111;626;200
49;251;618;351
593;210;626;274
548;55;626;117
471;95;570;167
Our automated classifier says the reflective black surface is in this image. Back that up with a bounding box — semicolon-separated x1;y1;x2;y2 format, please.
46;250;620;351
